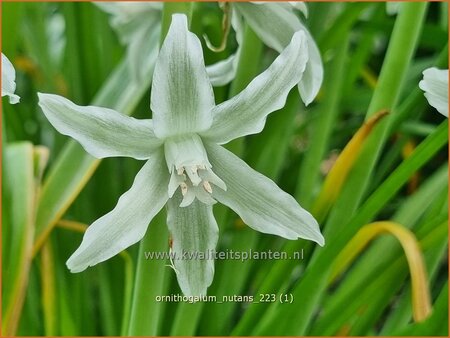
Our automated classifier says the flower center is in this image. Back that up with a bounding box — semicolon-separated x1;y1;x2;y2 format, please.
164;134;226;207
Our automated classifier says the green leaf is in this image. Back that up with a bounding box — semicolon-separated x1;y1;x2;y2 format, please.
2;142;48;336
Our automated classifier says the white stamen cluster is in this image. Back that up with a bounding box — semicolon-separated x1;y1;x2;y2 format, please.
164;134;227;207
168;163;226;207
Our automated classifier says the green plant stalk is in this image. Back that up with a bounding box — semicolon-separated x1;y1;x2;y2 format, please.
346;120;447;229
315;164;447;323
342;6;383;95
371;44;447;187
170;302;204;335
319;258;407;335
229;25;263;97
2;144;35;336
380;198;448;334
77;3;116;99
309;214;446;335
214;24;264;228
370;135;408;188
347;223;447;335
3;144;48;335
400;121;436;137
323;2;428;240
254;4;428;335
62;3;88;102
55;252;79;335
385;224;448;334
440;2;449;30
17;266;43;335
232;39;349;336
392;281;448;336
22;3;58;92
97;267;119;335
307;2;336;37
303;121;448;334
126;212;168;335
40;241;57;335
296;37;348;207
380;219;448;335
120;252;134;336
390;44;448;132
1;3;24;57
318;2;372;53
312;213;447;335
205;92;301;335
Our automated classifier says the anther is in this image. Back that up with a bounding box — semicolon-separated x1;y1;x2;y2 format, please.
180;182;188;196
203;181;212;193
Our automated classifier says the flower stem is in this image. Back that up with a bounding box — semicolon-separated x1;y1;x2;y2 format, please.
215;24;263;224
126;212;168;335
229;24;264;96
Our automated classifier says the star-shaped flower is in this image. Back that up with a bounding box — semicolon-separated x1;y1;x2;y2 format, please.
209;1;323;106
2;53;20;104
38;14;324;296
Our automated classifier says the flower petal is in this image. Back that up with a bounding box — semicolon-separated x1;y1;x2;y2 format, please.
1;53;20;104
95;2;160;46
201;30;308;144
38;93;163;159
205;142;324;245
167;192;219;296
67;149;169;272
206;53;239;86
297;30;323;105
289;2;308;18
235;2;299;51
151;14;215;138
94;2;162;82
419;67;449;117
234;2;323;105
94;2;161;19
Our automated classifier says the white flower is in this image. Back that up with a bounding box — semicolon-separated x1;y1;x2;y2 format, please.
208;2;323;106
94;2;163;81
38;14;324;296
96;2;322;106
419;67;448;117
1;53;20;104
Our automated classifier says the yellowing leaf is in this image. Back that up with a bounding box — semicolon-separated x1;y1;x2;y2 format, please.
330;221;432;322
312;110;389;221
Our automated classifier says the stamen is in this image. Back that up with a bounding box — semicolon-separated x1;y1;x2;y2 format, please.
164;135;226;205
203;181;212;193
180;182;188;196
